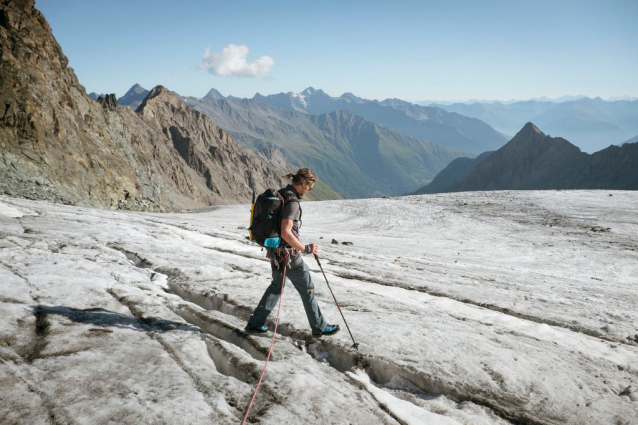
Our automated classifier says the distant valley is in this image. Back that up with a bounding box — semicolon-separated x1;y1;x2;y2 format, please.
176;96;467;198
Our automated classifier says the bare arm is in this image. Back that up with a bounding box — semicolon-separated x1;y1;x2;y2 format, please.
281;219;318;255
280;219;304;251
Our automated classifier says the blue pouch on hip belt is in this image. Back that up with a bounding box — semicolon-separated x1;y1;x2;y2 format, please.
264;237;281;248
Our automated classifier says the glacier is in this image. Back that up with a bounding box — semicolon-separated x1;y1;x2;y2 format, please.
0;191;636;424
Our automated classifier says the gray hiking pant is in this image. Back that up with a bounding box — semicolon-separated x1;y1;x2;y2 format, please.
248;257;327;334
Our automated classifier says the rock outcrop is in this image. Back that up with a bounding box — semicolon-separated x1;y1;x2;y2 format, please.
0;0;282;210
413;123;638;193
136;86;282;202
97;94;118;111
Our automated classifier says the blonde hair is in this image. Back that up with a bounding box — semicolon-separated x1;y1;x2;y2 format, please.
283;168;317;185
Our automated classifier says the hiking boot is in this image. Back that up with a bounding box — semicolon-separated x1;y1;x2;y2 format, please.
313;324;340;337
244;323;268;334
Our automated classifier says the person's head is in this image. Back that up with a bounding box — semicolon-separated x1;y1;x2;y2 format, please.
283;168;316;197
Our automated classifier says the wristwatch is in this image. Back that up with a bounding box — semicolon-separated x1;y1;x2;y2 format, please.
304;244;312;254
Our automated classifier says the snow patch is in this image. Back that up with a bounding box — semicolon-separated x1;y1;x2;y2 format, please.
347;369;462;425
151;272;169;290
0;201;37;218
291;92;307;106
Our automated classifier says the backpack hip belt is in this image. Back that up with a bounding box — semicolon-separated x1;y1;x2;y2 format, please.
269;247;296;270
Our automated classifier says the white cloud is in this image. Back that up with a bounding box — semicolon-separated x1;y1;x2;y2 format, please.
198;44;274;78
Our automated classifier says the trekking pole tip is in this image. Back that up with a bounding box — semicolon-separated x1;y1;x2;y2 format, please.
352;342;360;350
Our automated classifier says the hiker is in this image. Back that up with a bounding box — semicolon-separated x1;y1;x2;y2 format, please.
245;168;340;337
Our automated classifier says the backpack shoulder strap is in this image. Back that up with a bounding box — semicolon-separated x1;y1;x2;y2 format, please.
281;193;302;228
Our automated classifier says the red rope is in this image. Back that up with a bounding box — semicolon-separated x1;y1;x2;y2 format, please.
241;262;287;424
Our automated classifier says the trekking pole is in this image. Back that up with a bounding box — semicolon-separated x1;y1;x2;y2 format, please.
314;254;360;350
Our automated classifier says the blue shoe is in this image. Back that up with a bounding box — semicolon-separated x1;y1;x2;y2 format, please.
244;323;268;334
313;324;340;336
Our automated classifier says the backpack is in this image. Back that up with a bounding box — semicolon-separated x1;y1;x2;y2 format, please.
249;189;289;248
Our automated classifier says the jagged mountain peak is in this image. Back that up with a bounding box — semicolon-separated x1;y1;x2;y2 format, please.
203;88;225;100
300;87;327;96
301;87;317;95
507;123;576;152
124;83;147;96
340;92;366;103
118;84;150;110
136;85;182;113
516;122;543;137
145;85;171;99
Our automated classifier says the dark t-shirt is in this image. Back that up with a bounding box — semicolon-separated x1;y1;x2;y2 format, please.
281;198;301;234
270;185;303;270
280;185;302;237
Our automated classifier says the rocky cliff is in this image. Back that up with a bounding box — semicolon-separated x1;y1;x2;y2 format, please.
0;0;281;210
136;86;282;202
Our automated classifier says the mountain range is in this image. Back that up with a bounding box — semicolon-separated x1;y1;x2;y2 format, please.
119;85;508;154
176;96;467;198
251;87;507;154
413;123;638;194
432;98;638;153
0;0;282;210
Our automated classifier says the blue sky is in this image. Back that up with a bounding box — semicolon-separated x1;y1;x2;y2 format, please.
36;0;638;102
